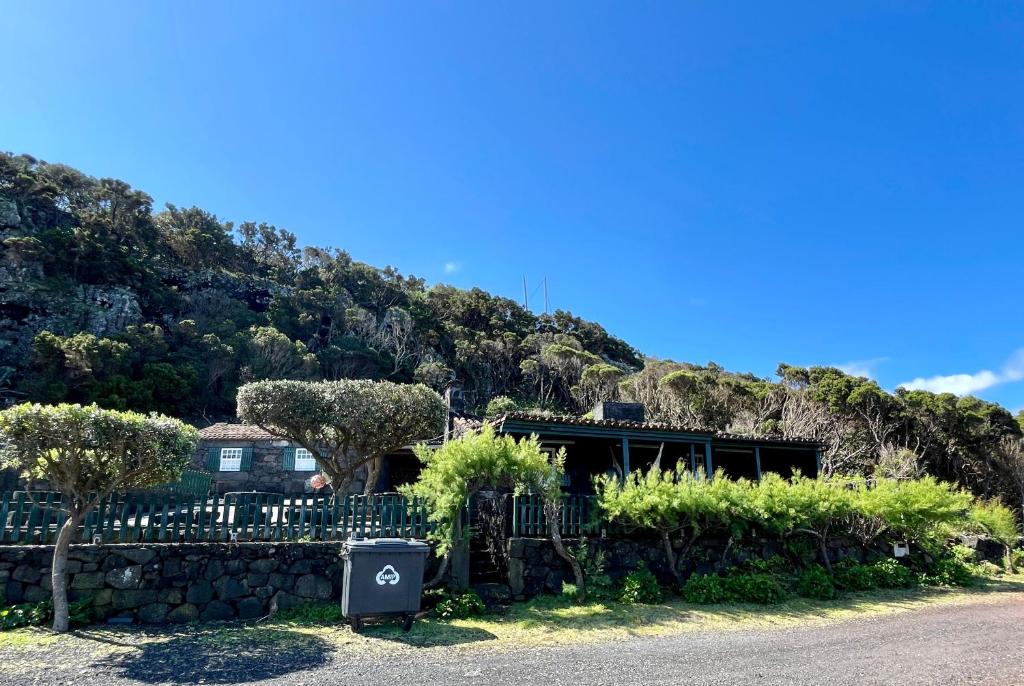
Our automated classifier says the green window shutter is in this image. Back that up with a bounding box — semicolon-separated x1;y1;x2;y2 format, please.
241;447;254;472
282;447;295;471
206;447;220;472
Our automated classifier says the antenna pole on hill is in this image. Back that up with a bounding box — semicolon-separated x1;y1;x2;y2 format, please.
543;277;549;314
522;275;529;310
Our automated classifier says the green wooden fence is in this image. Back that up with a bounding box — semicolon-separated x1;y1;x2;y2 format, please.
0;491;434;544
151;469;213;497
511;494;601;537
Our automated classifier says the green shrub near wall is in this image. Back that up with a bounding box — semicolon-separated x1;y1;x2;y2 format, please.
595;467;1020;576
794;565;836;600
618;563;663;605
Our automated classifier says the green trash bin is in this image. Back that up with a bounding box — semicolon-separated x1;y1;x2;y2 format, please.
340;538;429;632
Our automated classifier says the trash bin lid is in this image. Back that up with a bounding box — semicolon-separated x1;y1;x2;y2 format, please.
344;537;429;549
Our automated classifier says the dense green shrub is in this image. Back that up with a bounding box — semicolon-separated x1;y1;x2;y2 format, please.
595;467;748;584
408;427;565;553
484;396;519;417
856;477;974;550
435;591;486;620
681;572;786;605
925;558;975;587
867;559;917;589
833;559;877;591
681;574;729;604
724;572;787;604
0;601;52;630
0;598;93;631
794;565;837;600
618;563;663;605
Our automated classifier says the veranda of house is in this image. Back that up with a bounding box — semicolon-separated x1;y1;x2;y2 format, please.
493;404;822;495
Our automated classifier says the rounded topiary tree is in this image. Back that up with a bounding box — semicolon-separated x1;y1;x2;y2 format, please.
0;403;198;632
406;426;586;599
237;379;446;494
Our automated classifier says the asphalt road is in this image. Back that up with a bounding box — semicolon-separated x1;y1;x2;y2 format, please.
4;598;1023;685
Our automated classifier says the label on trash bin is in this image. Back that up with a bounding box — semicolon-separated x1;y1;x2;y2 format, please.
375;564;400;585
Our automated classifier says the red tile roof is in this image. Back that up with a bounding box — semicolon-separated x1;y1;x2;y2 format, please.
198;423;278;441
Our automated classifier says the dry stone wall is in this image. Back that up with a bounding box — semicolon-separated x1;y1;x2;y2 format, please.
0;542;343;623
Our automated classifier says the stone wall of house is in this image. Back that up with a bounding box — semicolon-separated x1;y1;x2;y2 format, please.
193;440;369;495
0;542;345;623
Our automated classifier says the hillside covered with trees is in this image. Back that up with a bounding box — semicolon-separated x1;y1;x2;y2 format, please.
1;152;1023;511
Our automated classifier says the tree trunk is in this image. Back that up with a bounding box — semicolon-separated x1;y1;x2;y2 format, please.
51;513;80;633
546;503;586;602
719;535;734;568
426;516;461;589
660;530;681;584
817;534;834;576
424;551;451;589
363;457;382;495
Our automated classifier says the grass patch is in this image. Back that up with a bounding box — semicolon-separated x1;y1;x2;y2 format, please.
1;575;1022;657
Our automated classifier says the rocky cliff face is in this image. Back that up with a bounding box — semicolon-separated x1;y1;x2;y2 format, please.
0;277;143;372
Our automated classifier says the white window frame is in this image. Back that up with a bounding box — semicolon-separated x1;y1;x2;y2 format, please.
294;447;317;472
219;447;243;472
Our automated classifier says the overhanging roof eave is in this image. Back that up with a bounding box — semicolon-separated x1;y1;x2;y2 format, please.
495;418;821;450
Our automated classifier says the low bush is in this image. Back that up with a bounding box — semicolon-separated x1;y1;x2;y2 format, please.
574;538;615;601
681;574;729;604
867;558;917;589
833;559;876;591
924;557;974;587
725;572;787;604
618;563;663;605
435;590;486;620
794;565;837;600
972;560;1003;577
682;571;786;605
0;597;92;631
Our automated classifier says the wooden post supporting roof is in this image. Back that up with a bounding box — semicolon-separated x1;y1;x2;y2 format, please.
704;440;713;478
689;443;696;477
622;437;631;476
754;446;762;480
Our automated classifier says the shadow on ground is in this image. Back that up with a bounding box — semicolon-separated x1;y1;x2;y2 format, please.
325;618;499;648
88;628;332;684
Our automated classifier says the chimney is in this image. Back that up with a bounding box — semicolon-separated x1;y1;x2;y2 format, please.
592;401;645;423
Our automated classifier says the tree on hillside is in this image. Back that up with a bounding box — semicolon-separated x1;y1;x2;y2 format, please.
243;326;319;381
994;437;1024;523
236;379;446;494
657;365;752;432
0;403;198;632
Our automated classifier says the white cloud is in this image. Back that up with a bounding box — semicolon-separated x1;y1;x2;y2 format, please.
836;357;889;379
443;261;461;274
898;348;1024;396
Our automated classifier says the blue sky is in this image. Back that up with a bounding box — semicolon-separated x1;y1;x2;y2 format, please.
3;2;1023;411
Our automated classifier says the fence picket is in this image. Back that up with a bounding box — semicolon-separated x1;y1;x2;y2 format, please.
0;490;446;545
